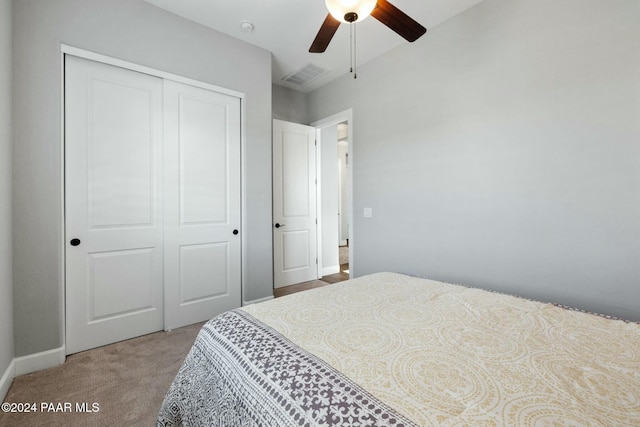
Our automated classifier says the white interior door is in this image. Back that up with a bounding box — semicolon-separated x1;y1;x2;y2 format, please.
163;80;241;330
273;119;318;288
65;56;164;354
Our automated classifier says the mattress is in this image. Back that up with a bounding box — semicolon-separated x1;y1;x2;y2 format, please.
158;272;640;426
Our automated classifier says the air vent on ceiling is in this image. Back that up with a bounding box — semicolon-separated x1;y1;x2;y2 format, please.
282;63;327;86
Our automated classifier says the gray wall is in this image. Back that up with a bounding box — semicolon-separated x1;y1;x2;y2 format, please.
272;84;309;124
307;0;640;320
0;0;14;386
13;0;273;357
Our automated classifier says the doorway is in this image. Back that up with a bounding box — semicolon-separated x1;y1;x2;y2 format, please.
317;121;350;284
337;122;350;275
273;110;354;296
313;110;353;284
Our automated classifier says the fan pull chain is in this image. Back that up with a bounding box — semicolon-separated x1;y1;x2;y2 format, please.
353;22;357;79
349;22;353;75
348;22;358;79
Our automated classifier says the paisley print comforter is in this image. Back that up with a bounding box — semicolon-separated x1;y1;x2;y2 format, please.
157;308;416;426
158;272;640;426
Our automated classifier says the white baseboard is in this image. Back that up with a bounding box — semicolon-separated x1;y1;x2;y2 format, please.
0;359;15;402
322;265;340;276
243;295;274;306
14;346;65;377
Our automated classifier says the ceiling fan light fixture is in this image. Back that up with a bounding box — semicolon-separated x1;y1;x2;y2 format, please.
325;0;377;23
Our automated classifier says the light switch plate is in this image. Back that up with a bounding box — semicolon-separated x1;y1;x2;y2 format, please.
364;207;373;218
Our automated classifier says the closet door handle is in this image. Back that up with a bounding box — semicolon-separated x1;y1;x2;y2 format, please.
275;223;285;228
70;238;81;246
233;229;239;235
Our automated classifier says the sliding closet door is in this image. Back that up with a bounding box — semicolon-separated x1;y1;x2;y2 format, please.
65;56;164;354
163;80;241;330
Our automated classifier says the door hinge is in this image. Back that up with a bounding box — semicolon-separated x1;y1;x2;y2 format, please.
316;257;318;264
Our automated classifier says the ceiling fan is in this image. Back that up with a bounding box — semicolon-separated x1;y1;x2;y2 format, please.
309;0;427;54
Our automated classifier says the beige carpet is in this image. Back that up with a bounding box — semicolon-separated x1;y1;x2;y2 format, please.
0;322;203;427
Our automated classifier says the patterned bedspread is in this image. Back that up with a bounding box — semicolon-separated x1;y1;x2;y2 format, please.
157;308;417;426
158;272;640;426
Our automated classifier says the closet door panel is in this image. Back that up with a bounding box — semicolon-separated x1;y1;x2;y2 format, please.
163;80;242;330
65;55;164;354
179;96;229;224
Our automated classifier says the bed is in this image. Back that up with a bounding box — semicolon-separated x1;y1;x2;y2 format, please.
157;272;640;426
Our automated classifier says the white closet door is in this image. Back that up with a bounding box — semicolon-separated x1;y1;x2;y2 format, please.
163;80;241;330
65;56;164;354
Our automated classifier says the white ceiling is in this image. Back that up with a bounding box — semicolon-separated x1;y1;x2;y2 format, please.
144;0;484;93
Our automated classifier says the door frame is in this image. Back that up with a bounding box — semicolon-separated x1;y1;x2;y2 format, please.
60;44;247;352
311;109;354;279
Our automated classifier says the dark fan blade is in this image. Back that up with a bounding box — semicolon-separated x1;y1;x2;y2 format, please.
309;14;341;53
371;0;426;42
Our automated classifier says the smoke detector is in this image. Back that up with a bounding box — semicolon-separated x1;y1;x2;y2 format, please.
240;20;255;33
